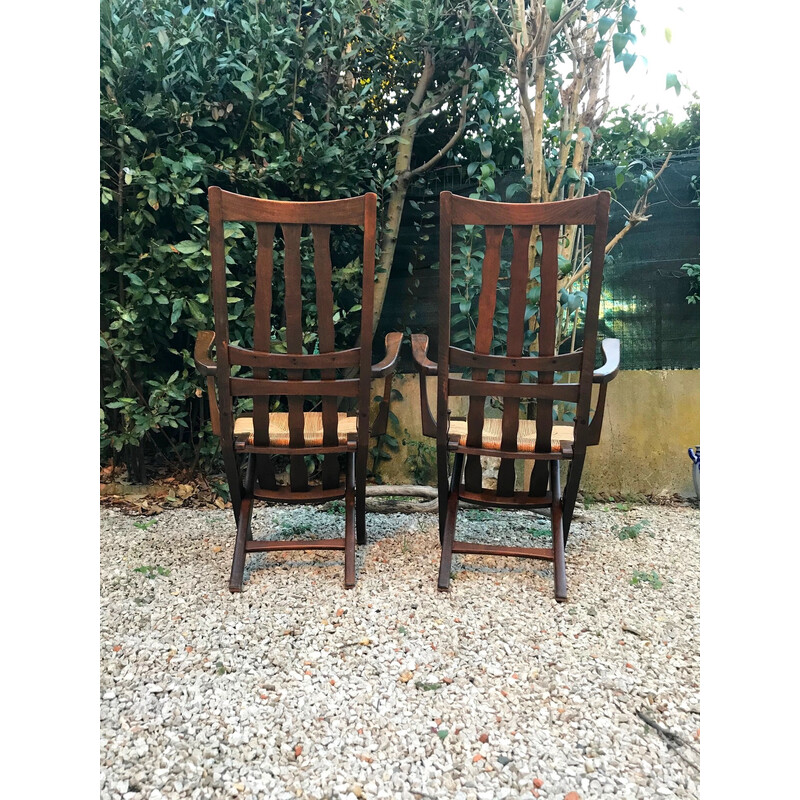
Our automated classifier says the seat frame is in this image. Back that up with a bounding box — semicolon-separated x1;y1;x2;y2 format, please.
412;190;619;601
196;188;400;592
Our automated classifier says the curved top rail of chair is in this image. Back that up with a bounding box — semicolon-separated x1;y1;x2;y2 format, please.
209;186;377;225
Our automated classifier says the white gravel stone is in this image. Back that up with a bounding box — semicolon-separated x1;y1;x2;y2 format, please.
101;501;700;799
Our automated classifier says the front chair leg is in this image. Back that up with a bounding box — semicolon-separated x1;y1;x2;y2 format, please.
561;453;586;546
344;452;356;588
355;443;368;546
437;443;450;545
437;452;464;592
229;495;254;593
228;454;256;593
550;459;567;602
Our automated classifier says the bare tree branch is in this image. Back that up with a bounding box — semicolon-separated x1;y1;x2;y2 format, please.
409;81;471;177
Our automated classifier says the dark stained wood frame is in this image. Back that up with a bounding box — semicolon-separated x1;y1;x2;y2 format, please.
412;190;619;601
196;188;401;592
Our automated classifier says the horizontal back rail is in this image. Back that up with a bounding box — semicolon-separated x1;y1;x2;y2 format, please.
448;378;580;402
449;346;583;373
449;192;604;226
229;377;360;398
212;187;370;225
227;345;361;370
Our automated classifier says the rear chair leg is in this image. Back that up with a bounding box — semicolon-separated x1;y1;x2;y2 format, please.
344;453;356;588
550;460;567;602
562;453;586;546
437;452;464;592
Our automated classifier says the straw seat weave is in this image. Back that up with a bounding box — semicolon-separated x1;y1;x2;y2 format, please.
448;418;574;452
234;412;357;447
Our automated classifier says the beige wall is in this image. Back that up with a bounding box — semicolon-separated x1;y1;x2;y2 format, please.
372;370;700;498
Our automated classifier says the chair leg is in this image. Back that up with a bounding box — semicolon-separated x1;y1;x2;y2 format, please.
437;443;450;546
550;459;567;602
229;495;254;593
355;442;368;546
221;447;244;526
561;453;585;546
344;453;356;588
228;454;256;593
437;452;464;592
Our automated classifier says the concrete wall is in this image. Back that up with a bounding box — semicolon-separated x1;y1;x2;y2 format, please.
372;370;700;498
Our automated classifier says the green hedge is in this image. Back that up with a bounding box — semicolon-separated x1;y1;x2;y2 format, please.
100;0;393;475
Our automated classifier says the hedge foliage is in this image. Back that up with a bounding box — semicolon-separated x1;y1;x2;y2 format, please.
100;0;405;475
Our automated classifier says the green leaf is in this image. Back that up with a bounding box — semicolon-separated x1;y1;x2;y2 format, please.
593;40;606;59
612;33;627;57
622;53;637;73
598;16;615;38
479;140;492;159
170;299;183;324
664;27;673;44
232;81;253;99
545;0;563;22
666;73;682;95
186;299;205;321
621;5;636;30
174;240;202;254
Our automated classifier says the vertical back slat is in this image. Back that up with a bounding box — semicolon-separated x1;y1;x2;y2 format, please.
282;222;309;491
355;195;377;544
312;224;340;489
464;224;505;492
530;223;560;495
575;192;611;438
496;224;532;495
252;223;277;489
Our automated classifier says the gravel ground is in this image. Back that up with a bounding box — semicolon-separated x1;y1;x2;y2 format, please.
100;501;700;800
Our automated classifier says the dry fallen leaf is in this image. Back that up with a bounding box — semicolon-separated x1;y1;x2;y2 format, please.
399;670;413;683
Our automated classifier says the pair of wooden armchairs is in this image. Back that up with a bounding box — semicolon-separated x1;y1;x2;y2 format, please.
196;187;619;600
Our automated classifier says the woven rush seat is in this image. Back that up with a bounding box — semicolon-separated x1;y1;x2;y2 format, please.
448;418;574;452
234;412;358;447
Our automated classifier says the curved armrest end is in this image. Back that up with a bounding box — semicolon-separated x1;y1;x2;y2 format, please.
411;333;437;376
593;338;620;384
371;332;403;378
194;330;217;377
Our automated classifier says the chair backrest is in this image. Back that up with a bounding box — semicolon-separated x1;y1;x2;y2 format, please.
436;190;611;473
208;187;377;489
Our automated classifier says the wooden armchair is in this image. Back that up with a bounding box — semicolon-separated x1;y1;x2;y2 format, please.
196;188;401;592
412;190;619;601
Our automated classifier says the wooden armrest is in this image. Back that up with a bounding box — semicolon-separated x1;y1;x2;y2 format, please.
410;334;437;438
411;334;437;376
593;338;620;384
371;332;403;378
194;330;217;377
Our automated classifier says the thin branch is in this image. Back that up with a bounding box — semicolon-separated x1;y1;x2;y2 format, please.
409;81;471;177
418;57;470;118
604;154;672;253
552;0;586;37
486;0;516;48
